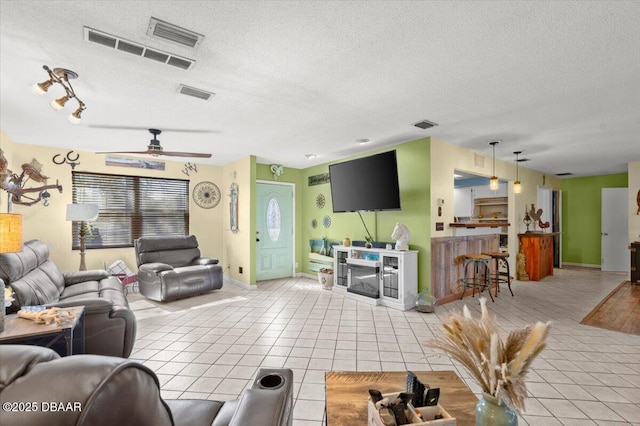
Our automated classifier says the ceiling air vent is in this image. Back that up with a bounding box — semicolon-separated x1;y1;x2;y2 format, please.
147;17;204;49
177;84;215;101
84;27;196;70
413;119;438;130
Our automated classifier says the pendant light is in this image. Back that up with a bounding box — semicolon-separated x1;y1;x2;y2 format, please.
489;141;499;191
513;151;523;194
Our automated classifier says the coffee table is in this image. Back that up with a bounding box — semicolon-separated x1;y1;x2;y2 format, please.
0;306;85;356
325;370;477;425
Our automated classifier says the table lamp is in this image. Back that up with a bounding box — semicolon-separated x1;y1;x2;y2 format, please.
1;213;23;332
66;204;99;271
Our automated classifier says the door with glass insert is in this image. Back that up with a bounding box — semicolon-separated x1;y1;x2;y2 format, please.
256;182;294;280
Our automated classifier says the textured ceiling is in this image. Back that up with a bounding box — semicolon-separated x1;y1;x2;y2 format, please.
1;1;639;176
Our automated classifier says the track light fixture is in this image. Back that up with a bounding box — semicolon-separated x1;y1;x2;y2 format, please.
32;65;86;123
489;140;500;191
513;151;523;194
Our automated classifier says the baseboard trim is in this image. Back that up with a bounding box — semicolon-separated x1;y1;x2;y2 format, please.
562;262;601;269
298;272;317;280
224;277;256;290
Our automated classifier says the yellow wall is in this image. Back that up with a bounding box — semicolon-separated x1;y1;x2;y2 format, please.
0;131;15;214
222;155;256;287
1;131;224;273
429;137;562;265
630;161;640;243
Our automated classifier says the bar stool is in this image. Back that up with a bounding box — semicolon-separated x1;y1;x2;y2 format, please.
460;254;494;302
483;251;514;297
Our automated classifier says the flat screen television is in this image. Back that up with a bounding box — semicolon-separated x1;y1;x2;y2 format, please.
329;150;401;212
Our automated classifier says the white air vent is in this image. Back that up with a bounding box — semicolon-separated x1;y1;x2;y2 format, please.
147;17;204;49
84;27;195;70
177;84;215;101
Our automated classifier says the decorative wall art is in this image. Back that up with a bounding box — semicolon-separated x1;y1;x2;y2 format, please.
323;215;331;228
105;156;165;170
52;151;80;169
270;164;284;180
1;149;62;207
229;183;239;233
311;219;318;229
192;181;221;209
316;194;325;209
308;173;330;186
182;162;198;176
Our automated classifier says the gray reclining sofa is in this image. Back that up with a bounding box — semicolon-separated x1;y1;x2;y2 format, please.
0;240;135;358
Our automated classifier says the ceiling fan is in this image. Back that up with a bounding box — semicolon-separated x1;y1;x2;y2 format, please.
97;128;212;158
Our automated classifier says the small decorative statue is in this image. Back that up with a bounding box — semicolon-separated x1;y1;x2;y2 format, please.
391;223;410;251
529;203;543;231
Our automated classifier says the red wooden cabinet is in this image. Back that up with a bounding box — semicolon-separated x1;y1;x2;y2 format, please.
519;233;554;281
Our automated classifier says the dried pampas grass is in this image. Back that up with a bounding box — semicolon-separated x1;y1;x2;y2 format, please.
429;297;550;415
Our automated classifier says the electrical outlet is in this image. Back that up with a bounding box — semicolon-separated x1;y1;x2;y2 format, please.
239;266;243;274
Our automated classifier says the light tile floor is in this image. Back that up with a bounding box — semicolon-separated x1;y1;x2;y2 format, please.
128;267;640;425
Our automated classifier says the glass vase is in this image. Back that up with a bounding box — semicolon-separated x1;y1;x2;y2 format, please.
475;393;518;426
415;290;436;313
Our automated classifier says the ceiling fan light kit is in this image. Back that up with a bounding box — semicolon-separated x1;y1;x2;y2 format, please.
32;65;86;123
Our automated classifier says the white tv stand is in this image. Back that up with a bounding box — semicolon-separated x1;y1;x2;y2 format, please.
332;245;418;311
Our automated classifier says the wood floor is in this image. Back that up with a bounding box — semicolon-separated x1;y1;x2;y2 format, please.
581;281;640;336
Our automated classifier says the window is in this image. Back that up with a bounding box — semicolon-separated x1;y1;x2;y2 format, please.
72;172;189;249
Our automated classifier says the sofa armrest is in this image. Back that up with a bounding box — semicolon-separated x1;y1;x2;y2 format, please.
63;270;109;286
139;262;174;274
228;389;290;426
193;257;219;266
46;298;114;315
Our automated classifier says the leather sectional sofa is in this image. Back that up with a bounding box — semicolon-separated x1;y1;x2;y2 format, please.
0;240;135;358
0;345;294;426
134;235;223;302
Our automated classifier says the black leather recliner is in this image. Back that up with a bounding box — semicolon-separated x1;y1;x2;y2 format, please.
134;235;223;302
0;240;135;358
0;345;294;426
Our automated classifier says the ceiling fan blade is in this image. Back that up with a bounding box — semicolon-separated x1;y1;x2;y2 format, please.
89;124;220;134
158;151;212;158
97;150;211;158
97;150;156;155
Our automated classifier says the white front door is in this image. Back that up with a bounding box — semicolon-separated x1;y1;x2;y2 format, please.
256;182;294;280
601;188;628;272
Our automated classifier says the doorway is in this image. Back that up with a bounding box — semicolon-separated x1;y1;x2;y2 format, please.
256;181;295;281
601;188;628;272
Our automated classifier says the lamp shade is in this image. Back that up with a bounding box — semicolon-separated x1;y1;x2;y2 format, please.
0;213;23;253
66;204;99;221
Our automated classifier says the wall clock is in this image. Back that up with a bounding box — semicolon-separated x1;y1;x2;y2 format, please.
193;181;221;209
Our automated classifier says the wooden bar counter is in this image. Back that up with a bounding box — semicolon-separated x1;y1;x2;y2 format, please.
518;233;554;281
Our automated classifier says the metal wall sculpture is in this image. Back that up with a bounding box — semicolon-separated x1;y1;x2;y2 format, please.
1;149;62;207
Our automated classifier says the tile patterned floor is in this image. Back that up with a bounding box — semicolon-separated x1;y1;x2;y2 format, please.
128;267;640;425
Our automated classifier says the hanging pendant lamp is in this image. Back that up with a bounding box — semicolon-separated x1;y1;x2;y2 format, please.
513;151;523;194
489;141;500;191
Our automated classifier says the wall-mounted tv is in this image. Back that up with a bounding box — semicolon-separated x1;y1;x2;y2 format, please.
329;150;401;213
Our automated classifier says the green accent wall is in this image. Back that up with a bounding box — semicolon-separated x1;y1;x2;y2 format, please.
260;137;432;292
562;173;628;265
